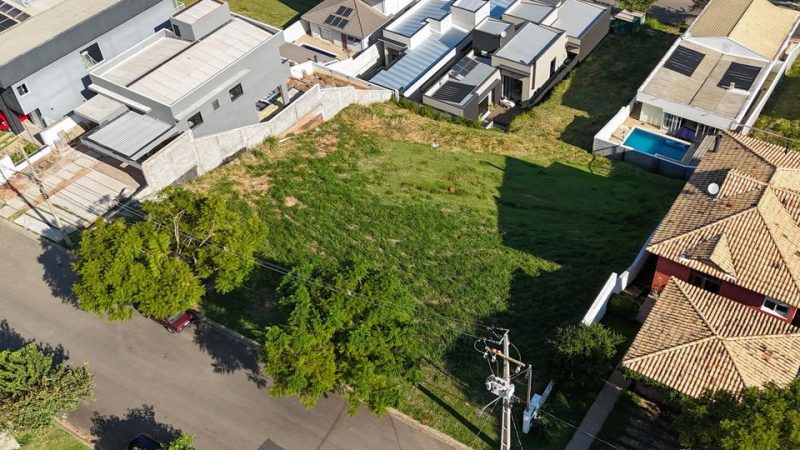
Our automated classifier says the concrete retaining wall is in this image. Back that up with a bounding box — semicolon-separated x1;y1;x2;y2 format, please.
140;85;391;194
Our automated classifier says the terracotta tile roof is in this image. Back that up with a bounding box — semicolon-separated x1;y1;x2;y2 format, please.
648;132;800;307
623;279;800;397
302;0;388;40
688;0;800;59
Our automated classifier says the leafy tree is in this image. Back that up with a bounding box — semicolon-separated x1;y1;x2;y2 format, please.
618;0;656;12
260;262;421;415
545;323;625;388
676;379;800;450
73;187;267;320
162;433;195;450
0;344;93;434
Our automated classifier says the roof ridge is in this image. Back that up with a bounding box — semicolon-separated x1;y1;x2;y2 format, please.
755;190;800;298
725;131;793;170
648;201;758;251
677;280;722;336
623;335;717;364
725;332;800;342
720;339;749;388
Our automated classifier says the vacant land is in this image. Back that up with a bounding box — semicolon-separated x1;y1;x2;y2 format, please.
754;59;800;149
591;390;678;450
228;0;318;27
193;24;681;449
18;428;88;450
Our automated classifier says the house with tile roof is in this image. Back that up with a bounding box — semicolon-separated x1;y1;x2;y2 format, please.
301;0;390;52
648;131;800;326
622;278;800;397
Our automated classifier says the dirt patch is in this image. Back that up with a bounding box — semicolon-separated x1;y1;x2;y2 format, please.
283;196;301;207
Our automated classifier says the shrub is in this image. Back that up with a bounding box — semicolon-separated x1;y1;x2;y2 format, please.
546;324;625;388
607;294;640;319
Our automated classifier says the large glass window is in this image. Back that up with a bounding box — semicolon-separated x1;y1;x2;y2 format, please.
662;112;683;133
188;112;203;129
688;270;721;294
762;298;791;319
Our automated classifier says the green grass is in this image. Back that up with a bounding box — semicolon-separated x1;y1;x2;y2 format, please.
590;390;678;450
194;23;682;449
17;428;88;450
753;58;800;149
227;0;319;27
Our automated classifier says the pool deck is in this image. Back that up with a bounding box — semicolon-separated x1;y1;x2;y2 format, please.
613;118;700;166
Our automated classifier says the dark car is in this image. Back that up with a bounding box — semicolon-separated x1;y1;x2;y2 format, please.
154;310;197;333
127;433;162;450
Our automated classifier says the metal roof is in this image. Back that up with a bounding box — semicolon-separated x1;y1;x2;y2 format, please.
96;33;192;86
174;0;223;24
370;26;468;91
85;110;174;159
386;0;452;37
453;0;486;11
474;17;511;36
494;22;561;65
504;1;553;23
547;0;606;39
117;18;272;105
489;0;515;17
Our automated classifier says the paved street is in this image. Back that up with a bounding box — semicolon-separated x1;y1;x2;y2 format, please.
0;223;463;450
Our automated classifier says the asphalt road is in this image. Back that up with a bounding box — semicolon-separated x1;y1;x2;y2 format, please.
0;223;462;450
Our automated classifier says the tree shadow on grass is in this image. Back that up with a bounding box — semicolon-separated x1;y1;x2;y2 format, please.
36;238;78;308
90;404;182;450
191;319;268;389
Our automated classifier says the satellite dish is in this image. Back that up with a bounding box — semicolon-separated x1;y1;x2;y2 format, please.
500;31;507;38
707;183;720;196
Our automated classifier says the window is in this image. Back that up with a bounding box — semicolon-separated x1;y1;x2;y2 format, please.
688;270;721;294
762;298;791;319
79;43;104;69
662;112;683;133
229;84;244;101
187;112;203;129
550;58;557;76
173;24;182;38
16;83;29;96
212;99;220;110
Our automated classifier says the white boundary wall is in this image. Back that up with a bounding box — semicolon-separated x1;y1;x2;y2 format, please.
326;44;382;76
581;227;657;325
741;43;800;134
139;85;391;194
593;104;630;151
0;145;53;184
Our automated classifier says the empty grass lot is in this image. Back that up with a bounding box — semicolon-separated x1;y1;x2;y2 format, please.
17;428;88;450
195;24;682;449
754;59;800;149
227;0;319;27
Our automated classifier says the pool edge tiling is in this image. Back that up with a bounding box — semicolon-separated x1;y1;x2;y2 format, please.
623;127;690;162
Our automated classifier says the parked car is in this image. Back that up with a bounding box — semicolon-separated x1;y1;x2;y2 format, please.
127;433;161;450
154;310;197;333
0;112;8;132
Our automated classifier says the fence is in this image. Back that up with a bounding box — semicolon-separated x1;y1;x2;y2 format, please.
139;85;391;194
741;43;800;134
593;104;631;151
325;44;382;77
0;145;52;184
581;227;656;324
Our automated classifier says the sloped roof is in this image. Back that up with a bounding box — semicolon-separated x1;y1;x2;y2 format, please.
622;279;800;397
688;0;800;59
302;0;388;39
648;132;800;307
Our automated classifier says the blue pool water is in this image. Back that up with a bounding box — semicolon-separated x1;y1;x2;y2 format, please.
623;128;689;162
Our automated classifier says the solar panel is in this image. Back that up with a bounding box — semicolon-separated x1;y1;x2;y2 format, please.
326;16;349;28
664;46;706;77
718;62;761;90
324;14;336;25
0;0;31;32
431;81;474;103
336;6;353;16
450;58;478;78
338;19;349;28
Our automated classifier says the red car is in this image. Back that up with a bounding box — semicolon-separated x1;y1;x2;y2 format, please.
0;112;8;132
154;310;197;333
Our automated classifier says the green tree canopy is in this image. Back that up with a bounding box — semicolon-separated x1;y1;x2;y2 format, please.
73;187;267;320
545;323;625;388
0;344;93;434
618;0;656;12
161;433;195;450
260;262;421;415
676;379;800;450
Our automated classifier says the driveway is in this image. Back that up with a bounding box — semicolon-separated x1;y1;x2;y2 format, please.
0;223;464;450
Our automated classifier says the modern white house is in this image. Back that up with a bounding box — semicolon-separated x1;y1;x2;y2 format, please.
595;0;800;160
77;0;290;167
0;0;177;134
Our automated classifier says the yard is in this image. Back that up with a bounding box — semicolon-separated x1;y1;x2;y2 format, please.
227;0;319;27
192;23;682;449
754;58;800;149
16;428;88;450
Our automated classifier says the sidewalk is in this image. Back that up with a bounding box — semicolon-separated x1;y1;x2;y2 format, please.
565;370;631;450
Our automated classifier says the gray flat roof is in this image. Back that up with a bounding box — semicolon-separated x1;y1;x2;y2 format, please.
494;22;561;65
504;1;554;23
72;94;127;124
85;110;174;159
453;0;487;11
386;0;452;37
279;43;336;64
548;0;606;39
174;0;223;24
428;55;497;106
475;17;512;35
99;17;273;105
0;0;118;66
370;26;468;91
489;0;515;17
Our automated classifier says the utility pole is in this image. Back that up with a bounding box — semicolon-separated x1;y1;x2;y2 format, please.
20;147;72;246
483;330;527;450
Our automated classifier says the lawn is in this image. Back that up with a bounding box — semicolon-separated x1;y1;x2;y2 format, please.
17;428;88;450
590;390;678;450
754;58;800;149
227;0;319;27
192;23;682;449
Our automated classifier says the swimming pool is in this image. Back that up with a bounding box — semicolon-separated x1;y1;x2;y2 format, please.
623;128;690;162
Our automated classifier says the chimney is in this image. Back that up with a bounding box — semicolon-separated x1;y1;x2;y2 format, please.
713;133;722;152
729;82;736;90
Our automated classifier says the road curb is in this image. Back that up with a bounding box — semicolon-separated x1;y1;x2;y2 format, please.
55;418;95;449
197;315;260;350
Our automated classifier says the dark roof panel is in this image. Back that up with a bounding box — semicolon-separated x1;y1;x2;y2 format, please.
718;62;761;90
431;80;474;103
664;45;706;77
